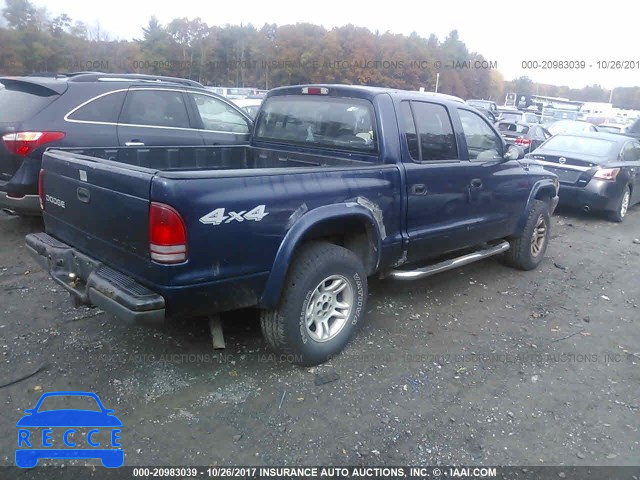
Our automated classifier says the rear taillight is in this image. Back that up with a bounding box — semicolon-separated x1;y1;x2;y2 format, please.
149;202;187;264
38;169;45;210
2;131;65;157
593;167;620;181
515;137;532;146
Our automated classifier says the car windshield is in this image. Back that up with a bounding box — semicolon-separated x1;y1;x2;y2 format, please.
598;125;622;133
541;135;615;158
498;122;529;134
548;120;593;135
500;112;522;122
36;395;102;412
467;100;491;109
255;95;378;154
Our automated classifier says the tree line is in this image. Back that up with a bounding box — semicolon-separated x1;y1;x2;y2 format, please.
2;0;640;109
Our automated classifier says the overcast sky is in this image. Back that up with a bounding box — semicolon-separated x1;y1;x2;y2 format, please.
14;0;640;90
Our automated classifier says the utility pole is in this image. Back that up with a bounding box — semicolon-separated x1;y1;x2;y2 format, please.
435;72;440;93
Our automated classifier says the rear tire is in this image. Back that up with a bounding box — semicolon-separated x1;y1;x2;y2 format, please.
260;242;368;366
504;200;551;270
609;185;630;223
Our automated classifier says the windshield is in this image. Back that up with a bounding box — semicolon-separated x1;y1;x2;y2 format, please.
597;125;622;133
500;112;522;123
498;122;529;134
467;100;491;109
548;121;594;135
255;96;378;154
541;135;615;158
36;395;102;412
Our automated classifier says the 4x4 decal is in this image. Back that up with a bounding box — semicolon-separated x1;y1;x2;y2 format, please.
199;205;269;225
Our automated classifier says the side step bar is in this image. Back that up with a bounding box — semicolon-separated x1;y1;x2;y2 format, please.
387;241;510;281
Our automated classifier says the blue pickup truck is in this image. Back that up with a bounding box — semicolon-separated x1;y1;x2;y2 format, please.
26;85;559;366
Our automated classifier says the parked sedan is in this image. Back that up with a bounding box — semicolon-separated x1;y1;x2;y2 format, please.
526;132;640;222
548;120;598;135
497;121;551;153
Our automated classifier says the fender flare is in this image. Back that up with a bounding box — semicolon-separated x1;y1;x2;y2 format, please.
515;178;557;236
258;202;384;307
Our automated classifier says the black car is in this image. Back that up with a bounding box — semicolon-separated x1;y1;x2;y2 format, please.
496;121;551;153
0;73;253;215
527;132;640;222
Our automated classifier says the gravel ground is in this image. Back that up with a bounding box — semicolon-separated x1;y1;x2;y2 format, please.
0;206;639;473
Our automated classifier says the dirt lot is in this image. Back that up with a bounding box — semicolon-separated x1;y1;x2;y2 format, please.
0;206;639;473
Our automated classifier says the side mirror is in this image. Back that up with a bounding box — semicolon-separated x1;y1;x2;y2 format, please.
504;144;525;161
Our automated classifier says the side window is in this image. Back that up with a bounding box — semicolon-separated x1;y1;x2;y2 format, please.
458;109;503;161
192;94;250;134
68;91;126;123
399;101;419;160
622;142;640;161
412;102;458;161
120;90;190;128
629;119;640;134
401;101;458;162
542;128;552;139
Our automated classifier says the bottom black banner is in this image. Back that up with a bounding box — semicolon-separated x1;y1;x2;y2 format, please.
1;465;638;480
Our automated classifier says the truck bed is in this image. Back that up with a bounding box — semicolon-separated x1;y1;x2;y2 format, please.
59;145;374;171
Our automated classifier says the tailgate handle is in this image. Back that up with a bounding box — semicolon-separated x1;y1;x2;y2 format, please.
77;187;90;203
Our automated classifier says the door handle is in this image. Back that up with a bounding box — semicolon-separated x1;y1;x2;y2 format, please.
410;184;428;195
470;178;483;189
125;141;145;147
77;187;90;203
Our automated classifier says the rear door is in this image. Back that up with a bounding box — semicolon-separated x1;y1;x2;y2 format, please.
0;79;63;184
117;88;204;147
185;92;252;145
401;100;476;261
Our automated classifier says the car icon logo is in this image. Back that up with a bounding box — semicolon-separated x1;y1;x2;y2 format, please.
15;391;123;468
558;157;567;164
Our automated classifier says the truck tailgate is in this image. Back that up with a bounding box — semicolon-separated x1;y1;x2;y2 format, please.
41;149;157;283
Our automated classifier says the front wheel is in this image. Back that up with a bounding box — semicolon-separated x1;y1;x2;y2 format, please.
504;199;551;270
260;242;368;366
609;185;630;223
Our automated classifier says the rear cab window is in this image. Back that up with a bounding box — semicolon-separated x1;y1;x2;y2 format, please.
255;96;378;155
0;80;60;123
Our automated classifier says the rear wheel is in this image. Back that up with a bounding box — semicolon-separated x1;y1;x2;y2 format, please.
504;199;551;270
260;242;367;366
609;186;630;223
